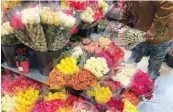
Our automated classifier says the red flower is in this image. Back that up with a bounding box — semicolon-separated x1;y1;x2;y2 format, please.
65;95;83;106
71;26;78;34
10;15;25;30
106;97;124;111
94;9;104;22
130;70;154;97
86;0;98;7
63;10;73;16
33;99;64;112
69;1;86;11
97;42;124;67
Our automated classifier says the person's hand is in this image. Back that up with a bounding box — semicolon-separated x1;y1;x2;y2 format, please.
144;30;154;40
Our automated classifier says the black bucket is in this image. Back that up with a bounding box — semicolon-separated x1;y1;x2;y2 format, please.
36;50;61;76
78;27;96;37
2;44;19;68
167;55;173;68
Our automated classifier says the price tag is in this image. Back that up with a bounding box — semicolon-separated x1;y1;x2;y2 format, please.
18;66;23;72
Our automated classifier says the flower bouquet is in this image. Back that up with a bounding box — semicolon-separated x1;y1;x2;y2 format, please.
109;21;170;50
32;98;64;112
67;69;97;90
1;76;40;95
1;0;21;15
123;99;139;112
15;87;40;112
79;1;109;30
107;21;145;49
1;16;21;67
106;97;124;112
40;3;77;51
97;42;124;67
1;17;20;45
86;84;112;104
1;94;16;112
111;63;136;88
84;57;109;79
130;70;154;99
123;91;139;106
8;3;48;52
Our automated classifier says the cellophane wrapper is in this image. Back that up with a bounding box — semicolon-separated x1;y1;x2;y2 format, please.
108;21;146;49
8;3;48;52
78;1;111;29
40;2;77;51
73;101;98;112
1;16;20;45
110;63;137;88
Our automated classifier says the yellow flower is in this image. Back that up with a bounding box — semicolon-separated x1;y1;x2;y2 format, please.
44;92;67;101
41;7;60;26
99;1;109;13
56;57;79;75
87;84;112;104
123;99;139;112
61;1;69;8
15;88;39;112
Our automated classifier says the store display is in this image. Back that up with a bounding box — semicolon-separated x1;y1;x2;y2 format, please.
1;1;160;112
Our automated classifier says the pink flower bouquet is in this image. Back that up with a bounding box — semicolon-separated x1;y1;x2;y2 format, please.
130;70;154;98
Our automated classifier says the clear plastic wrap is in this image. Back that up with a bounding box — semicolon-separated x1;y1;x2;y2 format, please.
78;1;111;29
108;21;146;50
73;101;98;112
1;16;20;45
8;2;48;52
138;72;173;112
111;63;137;88
40;2;78;51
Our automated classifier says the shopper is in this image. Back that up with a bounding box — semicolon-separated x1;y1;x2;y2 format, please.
120;1;173;79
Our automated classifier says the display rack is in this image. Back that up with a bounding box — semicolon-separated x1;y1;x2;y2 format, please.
1;62;48;84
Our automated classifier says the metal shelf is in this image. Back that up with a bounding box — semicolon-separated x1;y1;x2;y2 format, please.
1;62;48;85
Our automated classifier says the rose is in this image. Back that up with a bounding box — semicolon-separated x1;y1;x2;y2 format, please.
130;70;154;96
58;11;76;28
10;15;25;30
80;7;95;23
84;57;109;78
1;22;14;35
69;1;86;11
71;26;78;34
21;6;40;25
94;9;104;22
106;97;124;111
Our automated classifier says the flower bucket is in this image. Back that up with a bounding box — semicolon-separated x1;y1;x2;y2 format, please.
78;27;96;37
36;50;61;76
167;55;173;68
2;44;19;68
16;60;30;73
